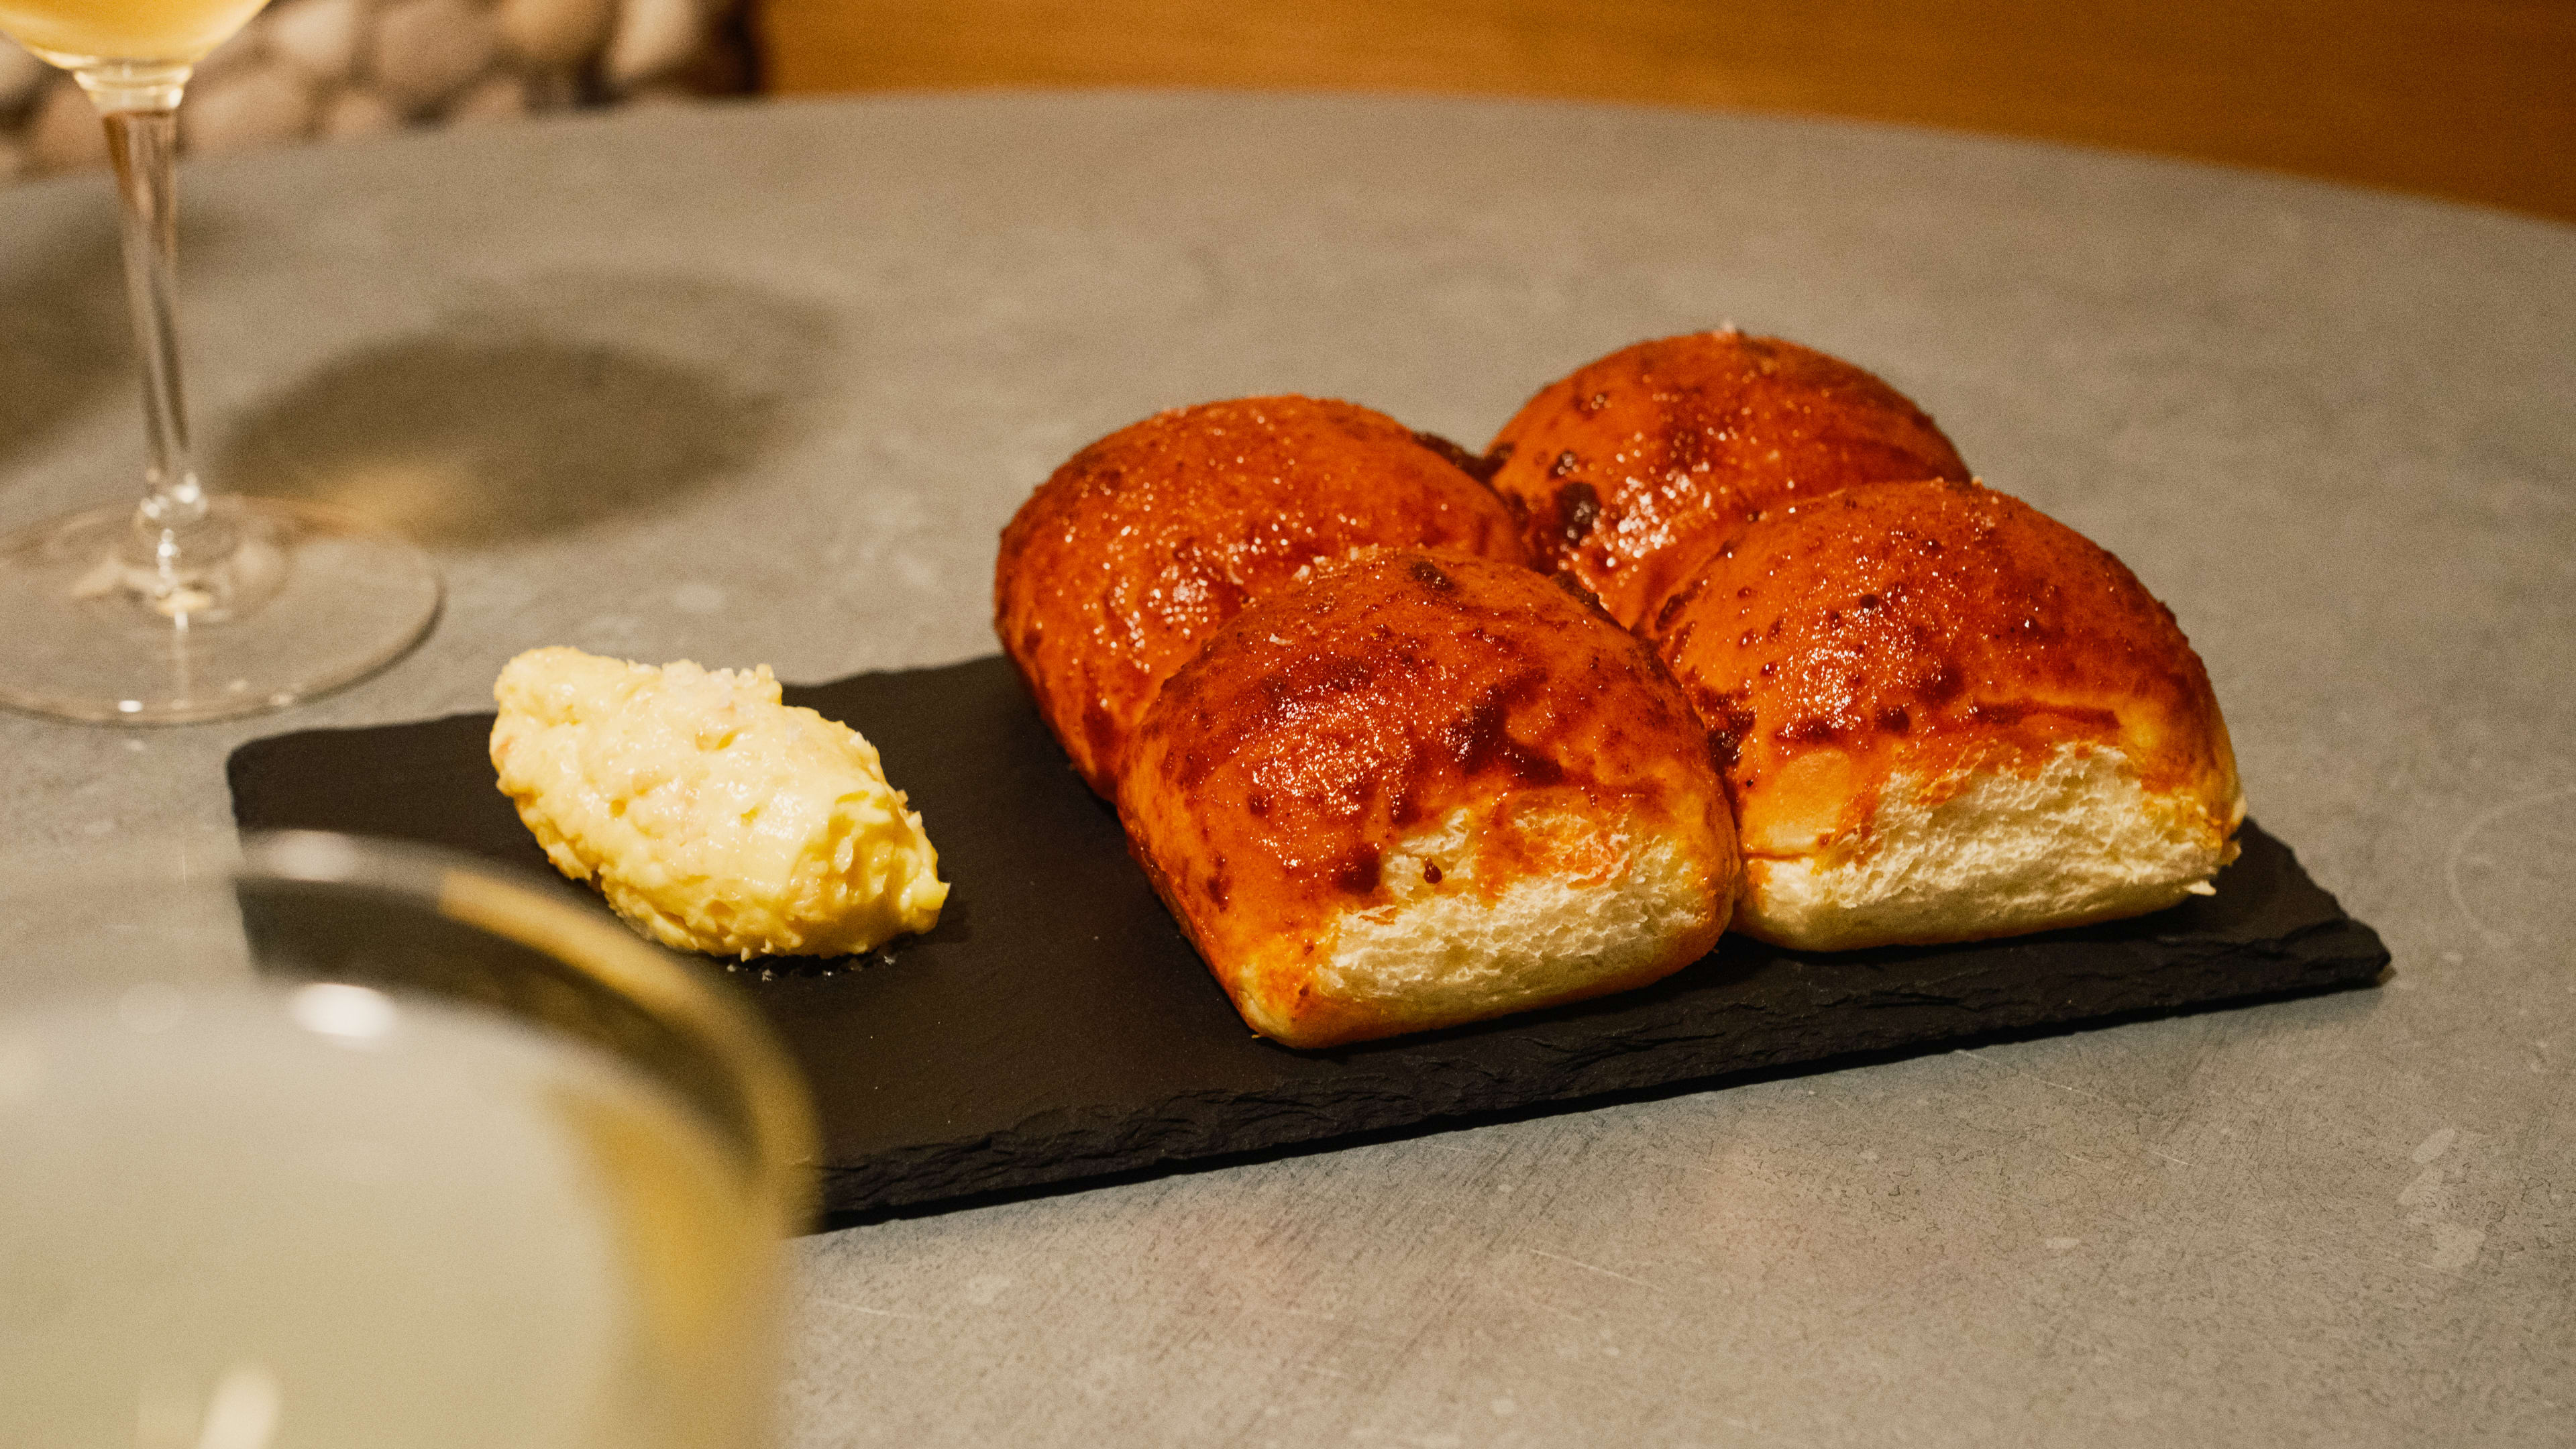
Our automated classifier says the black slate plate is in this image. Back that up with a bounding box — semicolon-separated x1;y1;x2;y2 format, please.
228;655;2387;1220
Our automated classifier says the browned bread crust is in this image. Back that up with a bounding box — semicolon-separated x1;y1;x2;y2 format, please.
1650;478;2243;948
994;396;1530;795
1487;331;1970;629
1122;549;1739;1049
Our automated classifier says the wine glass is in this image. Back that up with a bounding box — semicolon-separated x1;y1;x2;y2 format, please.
0;833;819;1446
0;1;439;723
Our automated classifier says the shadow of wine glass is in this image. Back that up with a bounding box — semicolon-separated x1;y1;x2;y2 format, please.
0;201;246;474
0;210;141;472
205;271;840;546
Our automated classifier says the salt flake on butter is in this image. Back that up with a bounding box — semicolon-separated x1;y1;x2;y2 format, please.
490;646;948;960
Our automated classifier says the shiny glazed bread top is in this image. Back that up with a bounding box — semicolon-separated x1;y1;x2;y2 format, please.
1649;477;2243;861
1487;330;1969;630
994;396;1529;796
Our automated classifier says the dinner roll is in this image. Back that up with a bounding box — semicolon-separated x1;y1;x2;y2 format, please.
1650;478;2243;951
1121;549;1738;1049
995;396;1531;796
1487;329;1970;629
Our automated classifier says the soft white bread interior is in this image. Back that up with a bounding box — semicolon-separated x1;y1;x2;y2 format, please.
1275;799;1720;1042
1741;742;2233;951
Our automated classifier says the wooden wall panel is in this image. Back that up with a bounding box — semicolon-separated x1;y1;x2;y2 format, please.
757;0;2576;222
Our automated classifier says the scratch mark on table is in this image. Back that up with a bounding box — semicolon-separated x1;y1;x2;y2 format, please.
1521;1246;1656;1289
1954;1046;2110;1104
1488;1281;1589;1323
813;1299;932;1321
2443;785;2576;948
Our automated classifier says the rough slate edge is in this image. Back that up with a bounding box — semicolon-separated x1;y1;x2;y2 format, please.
225;657;2390;1224
824;972;2379;1231
822;897;2385;1224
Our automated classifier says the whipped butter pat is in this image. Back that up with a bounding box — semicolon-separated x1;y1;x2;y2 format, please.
491;647;949;959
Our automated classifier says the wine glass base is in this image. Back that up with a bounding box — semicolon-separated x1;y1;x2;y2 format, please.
0;496;440;724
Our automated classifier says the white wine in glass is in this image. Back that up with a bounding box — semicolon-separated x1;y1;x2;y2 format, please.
0;836;820;1447
0;0;439;724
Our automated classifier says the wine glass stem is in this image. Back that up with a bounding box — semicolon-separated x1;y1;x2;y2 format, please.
100;102;211;569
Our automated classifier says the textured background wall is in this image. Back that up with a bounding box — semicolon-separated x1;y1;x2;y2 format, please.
0;0;750;181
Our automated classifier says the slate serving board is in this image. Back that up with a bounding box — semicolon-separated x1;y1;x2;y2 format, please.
228;655;2387;1220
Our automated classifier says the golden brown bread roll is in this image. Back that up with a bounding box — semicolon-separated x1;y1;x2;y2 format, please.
1487;330;1970;629
1649;478;2243;951
1121;549;1739;1049
994;396;1531;796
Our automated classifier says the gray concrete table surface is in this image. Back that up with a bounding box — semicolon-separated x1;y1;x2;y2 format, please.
1;93;2570;1446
